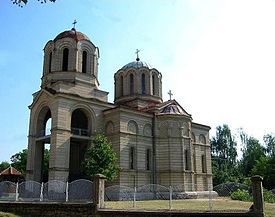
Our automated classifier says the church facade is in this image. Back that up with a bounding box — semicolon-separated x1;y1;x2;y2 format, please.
26;28;213;191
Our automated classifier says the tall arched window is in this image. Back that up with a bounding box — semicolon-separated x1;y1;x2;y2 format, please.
120;75;124;96
82;51;87;73
62;48;69;71
152;74;156;95
141;73;146;94
48;52;52;73
130;74;134;95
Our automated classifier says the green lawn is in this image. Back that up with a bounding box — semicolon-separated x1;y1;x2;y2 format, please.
105;198;275;217
0;212;19;217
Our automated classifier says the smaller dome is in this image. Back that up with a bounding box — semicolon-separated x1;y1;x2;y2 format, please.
54;28;90;42
122;61;152;70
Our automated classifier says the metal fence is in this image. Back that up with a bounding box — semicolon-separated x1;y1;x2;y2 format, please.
0;179;93;202
104;183;256;211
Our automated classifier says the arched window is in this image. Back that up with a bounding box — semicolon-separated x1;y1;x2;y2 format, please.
62;48;69;71
71;109;89;136
48;52;52;73
152;74;156;95
141;73;146;94
130;74;134;95
120;75;124;96
82;51;87;73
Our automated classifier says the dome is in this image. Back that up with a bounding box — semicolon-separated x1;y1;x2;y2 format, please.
54;28;90;42
122;60;152;70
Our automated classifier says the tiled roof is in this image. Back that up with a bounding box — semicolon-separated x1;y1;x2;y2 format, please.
54;28;90;42
0;166;22;176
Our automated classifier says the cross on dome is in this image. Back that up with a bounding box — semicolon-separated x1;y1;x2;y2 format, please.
135;49;140;61
72;19;77;30
168;90;173;101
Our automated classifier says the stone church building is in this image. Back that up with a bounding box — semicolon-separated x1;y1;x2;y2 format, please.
26;28;213;191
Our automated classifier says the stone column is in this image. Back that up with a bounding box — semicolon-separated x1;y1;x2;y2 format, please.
94;174;106;209
251;175;264;216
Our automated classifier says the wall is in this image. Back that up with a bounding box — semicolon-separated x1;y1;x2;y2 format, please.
0;201;95;217
0;202;261;217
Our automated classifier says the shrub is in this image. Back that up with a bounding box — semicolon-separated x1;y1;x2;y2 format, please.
263;189;275;203
230;189;252;201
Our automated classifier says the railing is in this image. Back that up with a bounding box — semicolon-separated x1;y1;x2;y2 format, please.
71;128;89;136
37;128;51;137
0;179;93;202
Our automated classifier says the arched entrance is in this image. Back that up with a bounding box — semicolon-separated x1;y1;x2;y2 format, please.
34;107;51;182
69;109;91;181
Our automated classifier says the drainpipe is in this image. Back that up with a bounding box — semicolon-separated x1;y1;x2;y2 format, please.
152;113;157;185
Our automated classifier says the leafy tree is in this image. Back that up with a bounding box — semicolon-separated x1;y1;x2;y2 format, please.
11;0;56;7
211;124;239;185
83;134;119;181
0;162;10;173
239;135;265;177
263;133;275;157
10;148;49;181
10;149;28;175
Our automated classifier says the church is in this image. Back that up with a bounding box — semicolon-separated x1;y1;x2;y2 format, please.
26;27;213;191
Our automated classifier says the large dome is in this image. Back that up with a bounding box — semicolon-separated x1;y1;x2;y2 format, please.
54;28;90;42
122;60;152;70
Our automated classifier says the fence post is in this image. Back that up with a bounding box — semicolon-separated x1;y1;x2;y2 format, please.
40;182;43;202
65;181;69;202
169;186;172;210
133;186;136;208
15;182;19;201
94;174;106;209
208;183;213;211
251;175;264;216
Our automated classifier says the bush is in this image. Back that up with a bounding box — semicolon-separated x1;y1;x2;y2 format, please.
230;189;252;201
263;189;275;203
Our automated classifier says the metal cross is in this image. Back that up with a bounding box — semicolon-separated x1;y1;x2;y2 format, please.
72;19;77;29
168;90;173;100
135;49;140;61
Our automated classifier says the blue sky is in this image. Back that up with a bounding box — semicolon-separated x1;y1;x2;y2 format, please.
1;0;275;162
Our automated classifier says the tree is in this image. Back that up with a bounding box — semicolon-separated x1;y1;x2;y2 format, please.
10;148;49;181
83;134;119;181
0;162;10;173
263;133;275;157
10;149;28;175
239;135;266;177
12;0;56;7
211;124;239;185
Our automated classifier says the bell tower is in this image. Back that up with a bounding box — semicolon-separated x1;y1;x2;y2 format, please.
26;27;109;183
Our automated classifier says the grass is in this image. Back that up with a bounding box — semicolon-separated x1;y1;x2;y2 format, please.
105;198;275;217
0;212;19;217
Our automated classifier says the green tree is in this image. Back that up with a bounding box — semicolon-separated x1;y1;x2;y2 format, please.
12;0;56;7
83;134;119;181
264;133;275;157
239;135;266;177
211;124;239;185
0;162;10;173
10;149;49;181
10;149;28;175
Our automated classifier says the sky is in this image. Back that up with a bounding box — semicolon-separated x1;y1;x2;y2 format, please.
1;0;275;162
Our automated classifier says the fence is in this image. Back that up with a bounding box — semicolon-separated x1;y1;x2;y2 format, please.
0;179;93;202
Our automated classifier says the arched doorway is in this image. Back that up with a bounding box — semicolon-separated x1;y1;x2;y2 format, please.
69;109;91;181
34;107;51;182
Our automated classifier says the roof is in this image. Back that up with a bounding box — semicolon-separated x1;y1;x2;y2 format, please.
158;100;191;117
122;60;153;70
0;166;22;176
54;28;90;42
